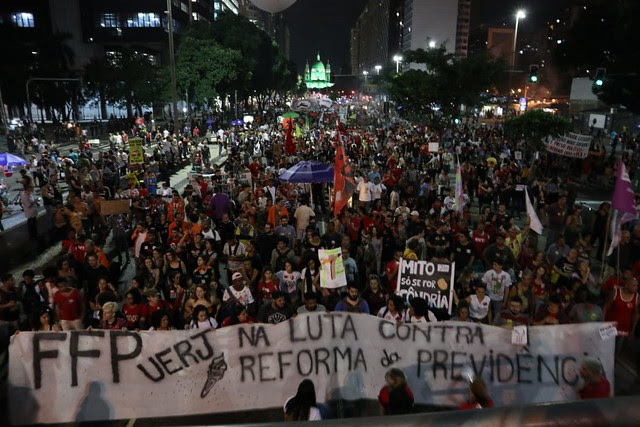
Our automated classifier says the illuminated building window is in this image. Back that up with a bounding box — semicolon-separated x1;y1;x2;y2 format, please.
99;13;120;28
125;12;161;28
11;12;35;28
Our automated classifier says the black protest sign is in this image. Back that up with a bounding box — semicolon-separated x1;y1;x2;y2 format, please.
395;259;455;314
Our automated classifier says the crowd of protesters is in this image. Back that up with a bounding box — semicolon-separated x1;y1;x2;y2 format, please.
1;109;638;417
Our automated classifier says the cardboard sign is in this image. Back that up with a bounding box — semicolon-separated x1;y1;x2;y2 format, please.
99;199;131;216
395;260;455;314
8;317;615;424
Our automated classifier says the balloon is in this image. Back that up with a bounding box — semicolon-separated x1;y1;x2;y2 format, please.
249;0;297;14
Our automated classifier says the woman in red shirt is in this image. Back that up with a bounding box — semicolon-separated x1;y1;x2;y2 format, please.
122;289;146;330
578;357;611;399
257;267;280;307
53;278;84;330
378;368;414;415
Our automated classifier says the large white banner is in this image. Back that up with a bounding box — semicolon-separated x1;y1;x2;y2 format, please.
546;133;592;158
8;315;614;424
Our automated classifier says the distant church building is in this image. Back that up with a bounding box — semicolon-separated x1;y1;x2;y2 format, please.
304;53;334;89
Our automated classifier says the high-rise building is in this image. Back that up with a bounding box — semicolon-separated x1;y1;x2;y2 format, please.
238;0;290;59
350;0;403;75
214;0;239;20
402;0;471;62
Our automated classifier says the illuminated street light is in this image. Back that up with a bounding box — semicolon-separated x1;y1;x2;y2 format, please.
512;10;526;68
393;55;403;73
374;65;382;74
428;40;437;48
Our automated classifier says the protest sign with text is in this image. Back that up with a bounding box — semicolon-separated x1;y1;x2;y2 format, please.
396;259;455;314
9;315;614;424
128;138;144;164
546;133;592;159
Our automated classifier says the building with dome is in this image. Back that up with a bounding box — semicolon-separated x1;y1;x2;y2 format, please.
304;53;334;89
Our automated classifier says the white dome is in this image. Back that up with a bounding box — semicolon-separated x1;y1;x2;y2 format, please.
249;0;297;14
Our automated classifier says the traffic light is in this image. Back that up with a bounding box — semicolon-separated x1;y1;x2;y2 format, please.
528;65;539;83
593;68;606;89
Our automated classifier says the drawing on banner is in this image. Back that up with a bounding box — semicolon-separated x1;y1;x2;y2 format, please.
395;259;455;314
8;317;615;425
201;353;227;398
319;248;347;288
546;133;592;159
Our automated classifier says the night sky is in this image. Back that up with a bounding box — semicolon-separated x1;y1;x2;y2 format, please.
284;0;368;74
283;0;573;73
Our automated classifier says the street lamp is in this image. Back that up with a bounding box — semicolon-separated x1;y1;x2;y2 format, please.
374;65;382;74
512;10;526;69
428;40;437;48
363;70;369;85
393;55;403;73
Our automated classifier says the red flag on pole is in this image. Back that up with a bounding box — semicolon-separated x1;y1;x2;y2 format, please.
333;132;356;217
285;118;296;155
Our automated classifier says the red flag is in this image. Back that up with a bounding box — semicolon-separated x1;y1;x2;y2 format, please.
285;119;296;155
333;144;356;217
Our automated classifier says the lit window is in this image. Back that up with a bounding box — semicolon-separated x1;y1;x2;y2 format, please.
99;13;120;28
181;3;188;13
192;12;198;21
11;12;35;28
125;12;161;28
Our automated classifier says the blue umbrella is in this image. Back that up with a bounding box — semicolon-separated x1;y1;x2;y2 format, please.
279;161;334;183
0;153;27;167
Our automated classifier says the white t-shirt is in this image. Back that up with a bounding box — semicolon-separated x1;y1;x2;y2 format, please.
283;397;322;421
377;307;404;322
404;312;438;323
223;286;254;305
469;294;491;320
276;270;301;296
370;183;386;201
482;270;512;301
189;317;218;329
357;181;373;202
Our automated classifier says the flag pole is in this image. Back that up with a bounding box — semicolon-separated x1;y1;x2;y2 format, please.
599;208;612;282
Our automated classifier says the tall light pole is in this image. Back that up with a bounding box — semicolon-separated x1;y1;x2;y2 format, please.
362;70;369;84
511;10;526;69
166;0;179;133
374;65;382;75
393;55;403;73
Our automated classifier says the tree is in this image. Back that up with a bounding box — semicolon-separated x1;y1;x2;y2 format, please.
503;110;571;153
387;47;503;132
84;57;117;120
554;0;640;113
175;36;243;110
105;50;161;117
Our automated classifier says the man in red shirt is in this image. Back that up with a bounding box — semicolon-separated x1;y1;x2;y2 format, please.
472;221;491;261
578;357;611;399
385;249;402;294
53;278;84;330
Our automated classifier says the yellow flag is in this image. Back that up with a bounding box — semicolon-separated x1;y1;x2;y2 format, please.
295;123;302;138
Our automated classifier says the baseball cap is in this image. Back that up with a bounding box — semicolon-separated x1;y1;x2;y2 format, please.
410;210;420;216
232;272;243;281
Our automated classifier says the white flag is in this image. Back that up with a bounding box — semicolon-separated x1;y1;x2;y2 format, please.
525;187;543;234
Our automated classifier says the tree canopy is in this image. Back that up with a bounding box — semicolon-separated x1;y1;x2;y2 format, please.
503;110;571;152
387;47;503;130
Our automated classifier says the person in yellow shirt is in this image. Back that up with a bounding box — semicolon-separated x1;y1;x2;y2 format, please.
505;221;530;260
403;239;420;261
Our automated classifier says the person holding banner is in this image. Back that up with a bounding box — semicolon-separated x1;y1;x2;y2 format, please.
378;368;414;415
578;357;611;400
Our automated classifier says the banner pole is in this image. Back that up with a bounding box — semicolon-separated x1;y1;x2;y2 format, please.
600;209;612;282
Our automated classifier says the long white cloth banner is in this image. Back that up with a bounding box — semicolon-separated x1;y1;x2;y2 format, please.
8;315;614;424
546;133;592;158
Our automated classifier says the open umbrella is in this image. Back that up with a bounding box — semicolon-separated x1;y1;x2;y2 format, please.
279;161;334;183
282;111;300;119
0;153;27;167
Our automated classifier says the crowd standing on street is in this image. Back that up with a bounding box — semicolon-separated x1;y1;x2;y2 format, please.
2;110;638;418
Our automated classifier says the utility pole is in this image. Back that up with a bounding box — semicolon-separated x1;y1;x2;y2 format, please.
0;85;8;135
167;0;179;134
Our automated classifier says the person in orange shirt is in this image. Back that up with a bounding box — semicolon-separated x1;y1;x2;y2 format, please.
85;239;110;269
167;191;185;222
267;198;289;228
168;213;191;237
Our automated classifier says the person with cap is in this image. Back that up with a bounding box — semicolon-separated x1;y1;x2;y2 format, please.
578;357;611;399
404;296;438;323
334;283;370;314
223;272;255;308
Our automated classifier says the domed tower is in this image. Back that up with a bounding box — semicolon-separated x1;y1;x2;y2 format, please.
325;60;331;83
304;60;310;82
